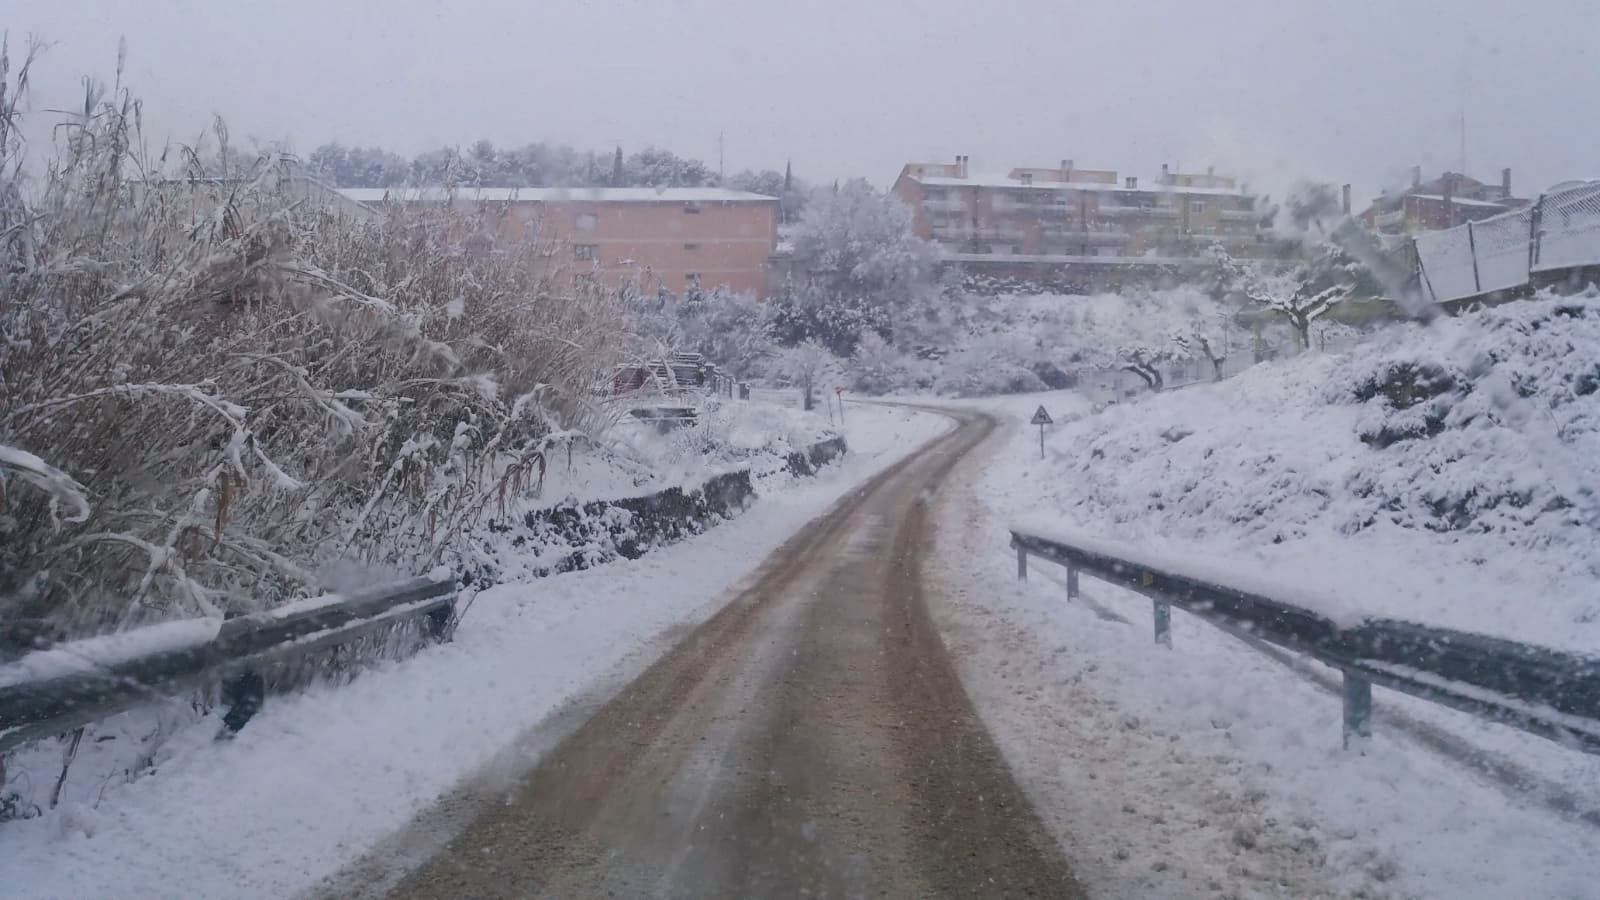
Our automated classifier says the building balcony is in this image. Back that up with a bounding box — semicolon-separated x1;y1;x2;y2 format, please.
1099;203;1178;218
1042;226;1128;243
1218;208;1259;222
929;222;973;239
974;227;1026;242
1373;209;1406;229
922;198;967;213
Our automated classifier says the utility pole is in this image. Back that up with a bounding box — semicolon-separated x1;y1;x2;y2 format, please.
718;132;725;183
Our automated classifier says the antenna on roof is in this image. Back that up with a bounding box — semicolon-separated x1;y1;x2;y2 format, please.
718;132;725;184
1457;55;1469;174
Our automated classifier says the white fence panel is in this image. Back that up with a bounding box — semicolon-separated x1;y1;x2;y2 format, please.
1534;182;1600;273
1471;208;1534;295
1413;225;1481;304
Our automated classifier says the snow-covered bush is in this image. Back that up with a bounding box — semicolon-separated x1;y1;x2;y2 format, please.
629;289;778;380
848;332;931;394
1030;293;1600;644
0;59;628;639
934;334;1048;397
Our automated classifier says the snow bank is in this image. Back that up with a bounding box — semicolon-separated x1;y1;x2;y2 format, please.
464;398;842;583
1010;296;1600;650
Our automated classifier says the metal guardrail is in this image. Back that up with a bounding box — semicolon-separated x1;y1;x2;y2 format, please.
0;577;455;752
1010;529;1600;753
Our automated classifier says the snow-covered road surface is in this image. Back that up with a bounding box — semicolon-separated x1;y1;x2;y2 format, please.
352;406;1079;899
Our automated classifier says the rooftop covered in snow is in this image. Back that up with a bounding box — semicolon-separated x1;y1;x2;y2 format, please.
903;173;1252;198
337;186;778;205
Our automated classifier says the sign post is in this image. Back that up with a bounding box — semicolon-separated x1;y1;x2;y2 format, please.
1030;405;1053;459
835;387;845;426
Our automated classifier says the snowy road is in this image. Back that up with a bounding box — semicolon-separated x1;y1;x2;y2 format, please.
373;407;1082;899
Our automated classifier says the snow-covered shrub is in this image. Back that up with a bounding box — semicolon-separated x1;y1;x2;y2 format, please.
848;332;931;394
628;289;777;380
934;335;1048;397
1030;293;1600;643
0;61;628;639
1327;295;1600;537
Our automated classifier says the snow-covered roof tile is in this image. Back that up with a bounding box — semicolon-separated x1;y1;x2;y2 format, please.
337;186;777;205
1405;194;1513;209
909;174;1251;198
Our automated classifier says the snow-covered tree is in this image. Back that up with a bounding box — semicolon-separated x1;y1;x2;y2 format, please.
776;180;939;355
1225;234;1364;352
777;340;838;410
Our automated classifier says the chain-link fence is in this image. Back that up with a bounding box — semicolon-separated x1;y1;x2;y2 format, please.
1412;181;1600;305
1532;181;1600;274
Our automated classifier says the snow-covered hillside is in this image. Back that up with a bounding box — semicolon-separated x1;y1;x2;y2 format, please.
1007;294;1600;650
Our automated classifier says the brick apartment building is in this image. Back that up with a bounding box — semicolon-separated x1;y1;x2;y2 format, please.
1358;166;1527;235
890;157;1266;276
340;186;780;298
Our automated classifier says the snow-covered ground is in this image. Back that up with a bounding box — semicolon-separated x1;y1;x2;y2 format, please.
1;403;949;900
993;299;1600;651
930;373;1600;896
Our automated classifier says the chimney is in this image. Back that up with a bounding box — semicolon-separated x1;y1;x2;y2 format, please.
1341;183;1352;215
1502;167;1512;196
1412;165;1422;189
1161;163;1170;183
1125;176;1138;189
955;155;968;178
1020;172;1033;186
1207;165;1215;176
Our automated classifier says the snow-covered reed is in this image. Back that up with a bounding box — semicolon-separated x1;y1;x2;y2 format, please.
0;46;629;640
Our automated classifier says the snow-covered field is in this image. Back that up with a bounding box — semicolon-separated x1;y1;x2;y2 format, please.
1;403;949;900
929;318;1600;898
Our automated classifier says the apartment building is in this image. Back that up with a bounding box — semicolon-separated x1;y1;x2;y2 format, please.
339;186;780;298
890;157;1266;271
1358;167;1527;235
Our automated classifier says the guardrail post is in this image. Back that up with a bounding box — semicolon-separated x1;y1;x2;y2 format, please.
1342;671;1372;750
425;603;454;641
1016;546;1028;581
1466;220;1482;293
221;671;266;735
1066;566;1079;601
1153;600;1172;647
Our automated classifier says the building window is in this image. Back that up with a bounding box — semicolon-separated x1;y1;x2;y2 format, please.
683;203;702;214
683;243;701;250
575;213;598;231
572;272;597;288
574;244;598;261
685;272;701;285
1190;200;1207;215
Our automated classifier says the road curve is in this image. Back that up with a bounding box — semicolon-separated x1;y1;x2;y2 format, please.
385;406;1083;899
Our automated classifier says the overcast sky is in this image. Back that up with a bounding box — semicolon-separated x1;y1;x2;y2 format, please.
9;0;1599;203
